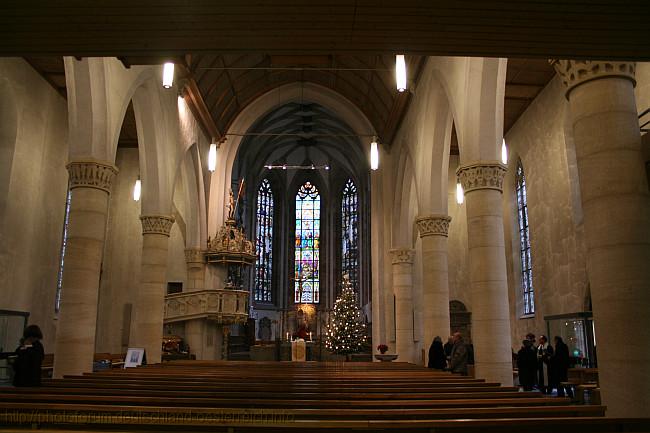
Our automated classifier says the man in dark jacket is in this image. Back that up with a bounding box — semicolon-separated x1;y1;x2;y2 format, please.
448;332;468;375
517;339;537;391
537;335;553;394
552;336;573;398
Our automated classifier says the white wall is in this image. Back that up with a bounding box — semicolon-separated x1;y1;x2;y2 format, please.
0;58;68;351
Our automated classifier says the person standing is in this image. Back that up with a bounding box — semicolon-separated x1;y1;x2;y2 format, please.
517;339;537;391
12;325;45;387
448;332;468;375
552;336;574;398
428;336;447;370
537;335;553;394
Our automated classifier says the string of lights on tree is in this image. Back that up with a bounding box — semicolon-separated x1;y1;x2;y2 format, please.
325;275;367;355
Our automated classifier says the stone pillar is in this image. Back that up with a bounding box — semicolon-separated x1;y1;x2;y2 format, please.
131;215;174;364
551;60;650;417
53;160;118;378
184;248;205;359
389;248;415;363
415;214;452;365
457;162;513;385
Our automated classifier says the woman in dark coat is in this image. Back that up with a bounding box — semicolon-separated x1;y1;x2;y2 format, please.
517;339;537;391
428;336;447;370
12;325;45;387
551;336;573;398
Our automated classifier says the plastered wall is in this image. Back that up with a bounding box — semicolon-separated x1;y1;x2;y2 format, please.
0;58;68;350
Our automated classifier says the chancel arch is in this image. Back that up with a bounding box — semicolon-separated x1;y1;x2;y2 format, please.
228;98;371;342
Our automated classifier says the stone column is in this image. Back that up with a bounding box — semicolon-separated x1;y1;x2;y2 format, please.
184;248;206;359
551;60;650;417
131;215;174;364
457;162;513;385
389;248;415;363
53;160;118;378
415;214;452;365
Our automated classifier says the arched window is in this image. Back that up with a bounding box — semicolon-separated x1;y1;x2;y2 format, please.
516;161;534;315
295;181;320;303
341;179;359;289
254;179;274;302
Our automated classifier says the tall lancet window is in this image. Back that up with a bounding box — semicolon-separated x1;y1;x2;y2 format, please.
341;179;359;289
254;179;274;302
295;181;320;303
516;161;535;315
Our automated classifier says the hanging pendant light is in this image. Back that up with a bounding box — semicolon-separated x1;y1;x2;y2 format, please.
208;142;218;172
395;55;407;92
370;137;379;170
456;182;464;205
501;138;508;165
133;177;141;202
162;63;174;88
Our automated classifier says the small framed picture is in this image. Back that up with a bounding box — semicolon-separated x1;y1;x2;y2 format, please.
124;348;146;368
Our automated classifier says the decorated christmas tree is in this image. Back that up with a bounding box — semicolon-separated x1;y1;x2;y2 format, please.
325;275;367;355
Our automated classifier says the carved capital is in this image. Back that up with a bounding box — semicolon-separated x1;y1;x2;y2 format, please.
456;161;507;194
416;214;451;238
66;160;119;193
184;248;205;264
550;60;636;98
140;215;175;236
389;248;414;265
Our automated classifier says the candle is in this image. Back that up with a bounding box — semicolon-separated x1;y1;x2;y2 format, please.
286;332;289;341
309;332;312;341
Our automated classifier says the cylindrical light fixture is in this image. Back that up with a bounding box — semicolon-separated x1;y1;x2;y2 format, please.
133;177;141;202
456;182;464;205
370;137;379;170
501;138;508;165
208;142;218;172
162;62;175;89
395;55;407;92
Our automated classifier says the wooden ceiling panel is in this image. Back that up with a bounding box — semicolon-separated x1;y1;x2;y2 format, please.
3;2;648;60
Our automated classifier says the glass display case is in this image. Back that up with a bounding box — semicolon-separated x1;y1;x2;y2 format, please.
545;312;596;367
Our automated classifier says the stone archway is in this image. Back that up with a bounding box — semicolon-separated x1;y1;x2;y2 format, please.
449;300;472;343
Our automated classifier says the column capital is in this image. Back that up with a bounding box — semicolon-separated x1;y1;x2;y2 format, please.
415;214;451;238
549;60;636;98
389;248;414;265
456;161;507;194
184;248;205;264
140;215;175;236
66;160;119;193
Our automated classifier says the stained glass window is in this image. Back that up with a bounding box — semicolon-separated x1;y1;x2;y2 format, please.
295;181;320;303
341;179;359;290
516;161;535;315
55;188;72;313
255;179;274;302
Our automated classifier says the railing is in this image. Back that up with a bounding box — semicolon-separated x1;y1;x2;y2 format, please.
164;289;249;325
